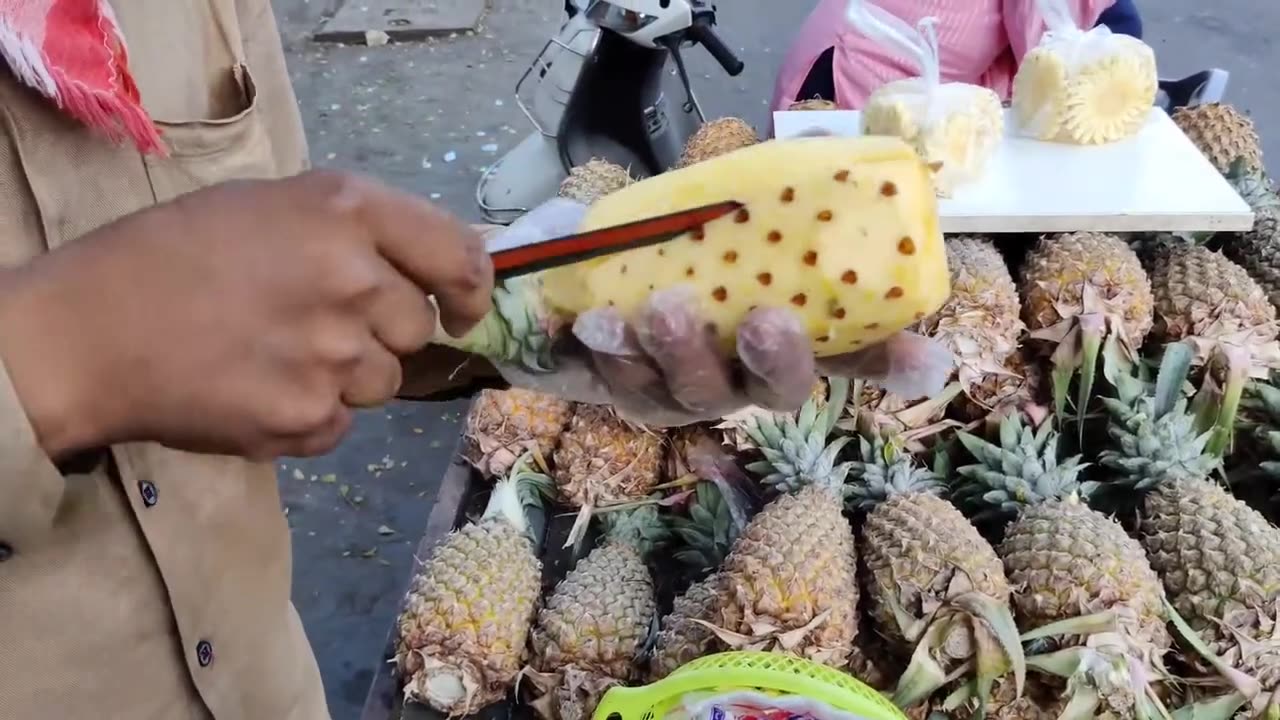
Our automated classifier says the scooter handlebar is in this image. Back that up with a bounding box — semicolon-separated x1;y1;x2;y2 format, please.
688;16;744;77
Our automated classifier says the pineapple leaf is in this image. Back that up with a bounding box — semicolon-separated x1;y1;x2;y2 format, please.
1154;342;1195;419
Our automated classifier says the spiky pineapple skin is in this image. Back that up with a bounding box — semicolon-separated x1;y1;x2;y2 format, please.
531;543;654;681
1000;499;1170;656
553;404;663;507
677;117;759;167
1172;103;1264;175
1020;231;1154;345
558;159;634;205
1139;477;1280;659
1221;207;1280;312
918;236;1024;384
789;98;838;111
1148;243;1277;344
648;573;727;680
715;485;860;667
395;519;542;713
952;347;1045;423
861;493;1011;654
462;388;573;479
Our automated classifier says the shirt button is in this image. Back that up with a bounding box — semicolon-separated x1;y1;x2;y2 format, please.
138;480;158;508
196;640;214;667
0;543;11;562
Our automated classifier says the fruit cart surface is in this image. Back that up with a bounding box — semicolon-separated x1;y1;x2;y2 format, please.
773;108;1252;235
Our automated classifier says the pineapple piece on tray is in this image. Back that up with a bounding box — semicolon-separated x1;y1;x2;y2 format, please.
1011;0;1157;144
847;1;1003;197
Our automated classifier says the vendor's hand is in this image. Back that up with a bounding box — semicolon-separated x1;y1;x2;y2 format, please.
487;198;953;427
0;170;492;460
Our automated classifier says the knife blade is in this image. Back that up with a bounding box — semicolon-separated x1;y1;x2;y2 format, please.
490;200;743;281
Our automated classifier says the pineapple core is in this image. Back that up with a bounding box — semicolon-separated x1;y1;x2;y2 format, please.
538;136;951;357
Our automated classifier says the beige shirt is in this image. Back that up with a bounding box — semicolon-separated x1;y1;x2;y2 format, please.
0;1;496;717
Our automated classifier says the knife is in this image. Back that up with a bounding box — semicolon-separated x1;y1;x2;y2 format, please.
490;200;743;281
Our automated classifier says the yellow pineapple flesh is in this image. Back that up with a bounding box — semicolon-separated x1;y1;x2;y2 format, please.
1012;32;1157;145
462;388;573;479
541;135;950;358
862;80;1005;197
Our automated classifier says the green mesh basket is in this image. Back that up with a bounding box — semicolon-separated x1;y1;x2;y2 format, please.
593;651;907;720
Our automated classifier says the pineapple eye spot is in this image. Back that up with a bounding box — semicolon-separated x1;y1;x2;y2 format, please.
620;264;628;274
712;286;728;302
781;187;796;203
832;307;847;319
790;293;807;307
833;169;850;182
657;248;666;256
815;335;830;343
756;272;773;286
734;208;750;223
685;266;695;277
690;226;706;241
841;270;858;285
803;250;818;265
914;311;925;320
885;286;904;299
928;161;944;172
880;181;898;197
816;210;833;222
864;322;879;329
767;230;783;243
723;250;739;263
898;237;915;255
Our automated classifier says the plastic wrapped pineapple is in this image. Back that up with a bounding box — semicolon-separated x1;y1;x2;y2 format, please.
1011;0;1157;145
847;2;1003;197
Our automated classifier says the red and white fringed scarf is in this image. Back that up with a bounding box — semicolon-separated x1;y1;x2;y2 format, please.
0;0;165;155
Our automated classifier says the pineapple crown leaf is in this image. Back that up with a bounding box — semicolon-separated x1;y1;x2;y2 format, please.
953;415;1092;517
846;431;946;510
483;452;553;536
454;276;556;370
599;499;669;555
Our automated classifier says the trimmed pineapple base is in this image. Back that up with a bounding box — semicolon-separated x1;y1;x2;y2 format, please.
862;79;1004;197
540;136;951;357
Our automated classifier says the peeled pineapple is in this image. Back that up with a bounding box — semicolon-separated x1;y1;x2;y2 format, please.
863;80;1004;196
1012;26;1157;144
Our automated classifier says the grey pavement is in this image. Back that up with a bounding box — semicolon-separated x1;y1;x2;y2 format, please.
268;1;1280;718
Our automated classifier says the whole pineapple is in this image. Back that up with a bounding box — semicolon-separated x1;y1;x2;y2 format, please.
1020;231;1155;426
396;456;549;714
954;415;1173;719
705;379;861;667
526;505;667;720
650;478;757;680
462;388;573;479
789;98;838;111
553;403;664;509
918;236;1024;389
676;117;759;167
1147;244;1280;452
847;432;1024;711
1172;102;1264;175
557;159;635;205
1098;345;1280;700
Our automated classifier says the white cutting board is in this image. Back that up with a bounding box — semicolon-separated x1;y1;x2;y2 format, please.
772;108;1254;235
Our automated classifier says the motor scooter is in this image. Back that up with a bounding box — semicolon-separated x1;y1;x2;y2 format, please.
475;0;744;225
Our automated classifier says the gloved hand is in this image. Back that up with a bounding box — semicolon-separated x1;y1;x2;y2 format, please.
485;197;955;427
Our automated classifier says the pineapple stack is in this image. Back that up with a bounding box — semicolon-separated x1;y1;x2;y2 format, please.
394;99;1280;719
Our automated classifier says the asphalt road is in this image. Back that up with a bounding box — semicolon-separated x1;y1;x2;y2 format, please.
268;1;1280;718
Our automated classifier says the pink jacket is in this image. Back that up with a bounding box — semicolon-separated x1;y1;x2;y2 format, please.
771;0;1114;119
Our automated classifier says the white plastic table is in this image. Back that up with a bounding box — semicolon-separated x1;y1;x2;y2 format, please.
771;108;1254;235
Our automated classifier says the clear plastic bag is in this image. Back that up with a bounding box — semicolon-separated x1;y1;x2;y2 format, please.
1011;0;1157;144
664;690;884;720
845;0;1004;197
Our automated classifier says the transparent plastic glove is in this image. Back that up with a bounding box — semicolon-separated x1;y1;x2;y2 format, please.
486;198;955;427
